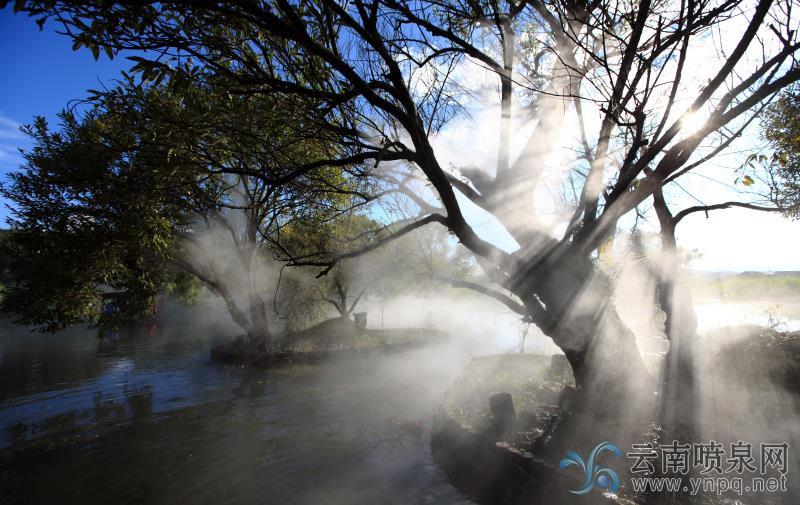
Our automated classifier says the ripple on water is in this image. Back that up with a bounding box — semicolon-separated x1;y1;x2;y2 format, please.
0;322;475;505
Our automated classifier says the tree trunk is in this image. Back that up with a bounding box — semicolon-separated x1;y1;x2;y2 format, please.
211;261;271;352
246;290;271;347
657;267;699;440
525;250;650;383
338;283;349;320
653;190;699;440
240;204;271;349
515;248;658;459
244;257;271;349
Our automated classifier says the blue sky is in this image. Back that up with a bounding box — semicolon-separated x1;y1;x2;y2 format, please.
0;8;133;222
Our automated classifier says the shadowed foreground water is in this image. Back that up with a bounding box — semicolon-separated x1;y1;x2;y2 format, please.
0;316;476;505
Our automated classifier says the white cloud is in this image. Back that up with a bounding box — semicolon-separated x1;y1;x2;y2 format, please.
0;113;29;199
0;115;24;140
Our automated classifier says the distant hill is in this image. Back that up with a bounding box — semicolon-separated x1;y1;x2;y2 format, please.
688;271;800;300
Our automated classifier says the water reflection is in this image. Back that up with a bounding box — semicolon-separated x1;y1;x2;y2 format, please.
0;315;474;505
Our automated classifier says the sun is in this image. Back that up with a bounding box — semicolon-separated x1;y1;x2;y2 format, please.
679;110;708;137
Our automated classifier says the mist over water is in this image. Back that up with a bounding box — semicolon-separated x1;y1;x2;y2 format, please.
693;300;800;332
1;277;798;504
0;295;505;505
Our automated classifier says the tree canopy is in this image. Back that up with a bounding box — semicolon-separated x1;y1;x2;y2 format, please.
762;85;800;218
1;78;368;338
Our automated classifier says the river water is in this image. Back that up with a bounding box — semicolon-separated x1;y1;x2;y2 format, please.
2;298;798;504
0;315;477;505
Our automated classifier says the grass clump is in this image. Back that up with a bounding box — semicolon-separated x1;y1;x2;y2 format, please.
443;353;574;432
